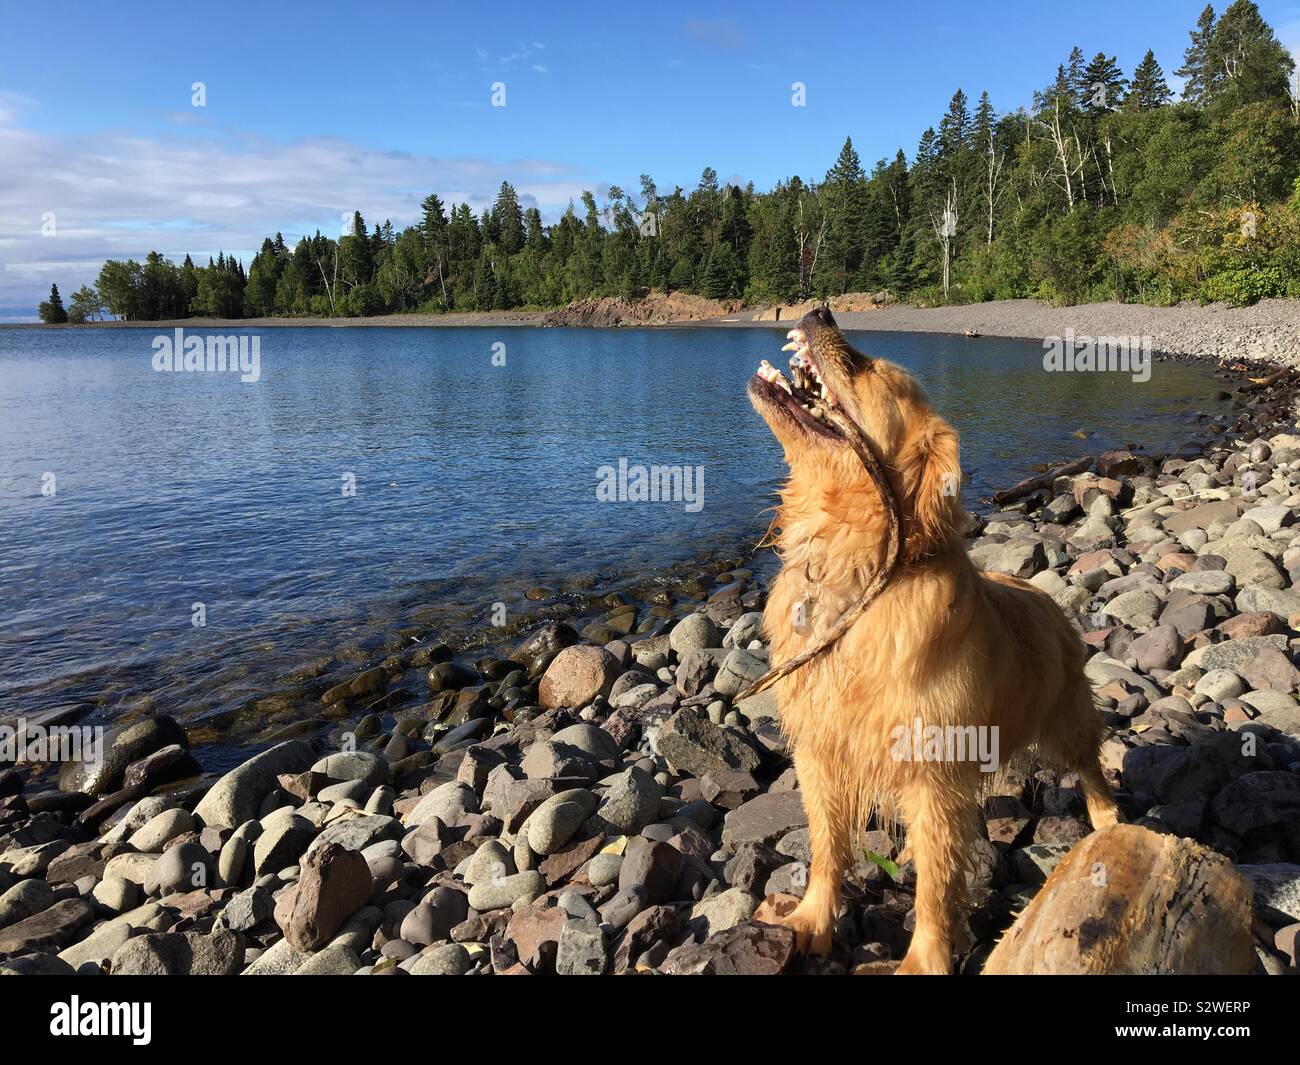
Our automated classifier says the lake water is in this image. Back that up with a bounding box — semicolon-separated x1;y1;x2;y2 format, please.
0;325;1226;749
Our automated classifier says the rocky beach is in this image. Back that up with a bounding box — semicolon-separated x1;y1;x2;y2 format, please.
3;349;1300;976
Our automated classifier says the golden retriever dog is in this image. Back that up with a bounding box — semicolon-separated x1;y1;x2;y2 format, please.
747;308;1117;974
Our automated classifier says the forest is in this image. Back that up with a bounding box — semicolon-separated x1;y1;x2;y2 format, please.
38;2;1300;323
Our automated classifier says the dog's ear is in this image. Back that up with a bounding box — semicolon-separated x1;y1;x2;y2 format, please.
899;412;962;561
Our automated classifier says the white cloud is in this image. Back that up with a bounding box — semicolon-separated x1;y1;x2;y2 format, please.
0;106;589;312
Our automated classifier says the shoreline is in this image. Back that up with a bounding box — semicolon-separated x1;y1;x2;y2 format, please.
7;296;1300;365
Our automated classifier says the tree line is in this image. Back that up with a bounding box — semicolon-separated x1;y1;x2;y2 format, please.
39;1;1300;323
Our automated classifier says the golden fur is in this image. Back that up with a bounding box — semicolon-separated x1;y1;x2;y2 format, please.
748;310;1117;974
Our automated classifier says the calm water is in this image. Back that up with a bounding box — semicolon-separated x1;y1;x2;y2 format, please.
0;325;1225;745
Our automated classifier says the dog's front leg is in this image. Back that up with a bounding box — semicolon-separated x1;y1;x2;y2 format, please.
895;778;977;975
777;747;850;956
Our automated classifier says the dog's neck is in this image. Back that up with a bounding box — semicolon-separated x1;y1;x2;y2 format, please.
775;474;894;594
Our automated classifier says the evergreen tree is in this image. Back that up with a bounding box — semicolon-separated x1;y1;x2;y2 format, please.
1081;52;1127;111
1128;50;1173;109
815;137;868;294
938;89;971;159
1207;0;1295;106
491;181;525;252
1176;4;1218;103
1065;46;1087;99
38;283;68;323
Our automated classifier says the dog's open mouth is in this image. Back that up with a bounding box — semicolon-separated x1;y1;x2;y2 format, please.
749;326;844;439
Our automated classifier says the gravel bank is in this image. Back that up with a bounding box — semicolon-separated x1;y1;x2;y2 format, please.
814;298;1300;366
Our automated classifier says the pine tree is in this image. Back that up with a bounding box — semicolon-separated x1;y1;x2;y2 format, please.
1066;46;1087;99
814;137;868;294
1208;0;1295;106
38;283;68;323
938;89;971;159
1176;4;1217;104
1080;53;1127;111
1128;50;1173;109
492;181;525;254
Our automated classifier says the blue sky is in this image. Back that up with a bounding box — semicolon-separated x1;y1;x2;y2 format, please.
2;0;1299;316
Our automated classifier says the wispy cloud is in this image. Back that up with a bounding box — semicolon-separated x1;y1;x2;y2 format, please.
478;41;548;73
681;18;751;51
0;103;588;312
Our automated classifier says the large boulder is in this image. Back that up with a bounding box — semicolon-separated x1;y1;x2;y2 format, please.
193;741;315;830
279;841;373;952
58;716;188;796
538;646;619;709
984;824;1253;974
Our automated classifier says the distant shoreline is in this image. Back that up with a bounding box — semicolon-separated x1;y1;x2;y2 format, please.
6;296;1300;366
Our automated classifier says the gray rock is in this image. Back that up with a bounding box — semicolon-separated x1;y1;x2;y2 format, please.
404;782;479;829
526;789;599;855
294;943;362;975
713;649;768;697
690;887;758;935
1238;864;1300;923
0;879;64;929
91;877;139;914
669;613;721;656
58;716;187;796
1170;570;1235;595
556;921;607;975
310;751;389;789
461;839;515;885
303;813;402;859
466;871;545;911
586;852;623;887
240;937;311;975
655;710;761;777
723;612;765;650
721;791;808;848
147;840;215;897
110;928;242;976
127;808;195;853
409;942;473;975
549;723;620;762
252;814;317;876
194;741;316;830
586;767;661;836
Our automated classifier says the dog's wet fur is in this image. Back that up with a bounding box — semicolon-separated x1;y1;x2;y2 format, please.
748;308;1117;974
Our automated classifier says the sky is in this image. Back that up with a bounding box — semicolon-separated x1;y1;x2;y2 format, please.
2;0;1300;318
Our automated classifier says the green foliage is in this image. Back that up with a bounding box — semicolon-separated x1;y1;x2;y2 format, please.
38;283;68;324
1201;266;1289;304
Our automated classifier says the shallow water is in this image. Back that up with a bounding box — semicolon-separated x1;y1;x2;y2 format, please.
0;325;1225;744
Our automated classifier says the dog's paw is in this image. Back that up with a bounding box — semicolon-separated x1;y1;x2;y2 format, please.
894;947;952;975
774;902;834;957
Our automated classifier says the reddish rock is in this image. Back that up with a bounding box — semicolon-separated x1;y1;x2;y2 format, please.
538;645;618;709
538;835;603;887
504;903;567;969
660;922;795;975
1218;613;1285;641
281;841;374;951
